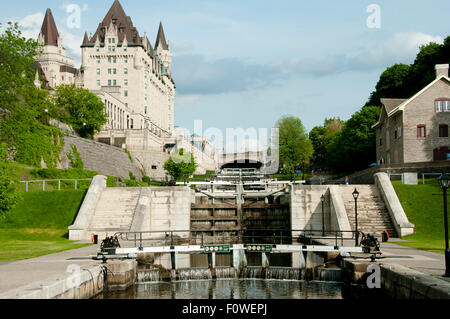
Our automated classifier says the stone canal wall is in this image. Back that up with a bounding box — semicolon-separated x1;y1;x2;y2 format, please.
0;260;137;299
342;259;450;299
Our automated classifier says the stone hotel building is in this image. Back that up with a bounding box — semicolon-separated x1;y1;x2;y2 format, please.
35;1;217;177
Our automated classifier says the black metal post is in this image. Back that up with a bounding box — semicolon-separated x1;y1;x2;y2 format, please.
443;186;450;277
354;196;359;246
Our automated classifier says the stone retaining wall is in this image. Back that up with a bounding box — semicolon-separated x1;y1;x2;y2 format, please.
59;135;144;180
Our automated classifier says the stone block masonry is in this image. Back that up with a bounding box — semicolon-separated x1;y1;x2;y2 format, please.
59;134;143;180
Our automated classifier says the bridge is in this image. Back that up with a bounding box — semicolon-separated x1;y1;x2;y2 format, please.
101;229;365;269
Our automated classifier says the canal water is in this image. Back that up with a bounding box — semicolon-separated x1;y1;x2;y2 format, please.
104;279;344;299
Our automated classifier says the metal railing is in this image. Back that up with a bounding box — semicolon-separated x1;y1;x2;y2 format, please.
113;229;358;250
20;178;92;192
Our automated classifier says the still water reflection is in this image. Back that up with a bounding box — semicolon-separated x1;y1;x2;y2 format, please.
105;279;343;299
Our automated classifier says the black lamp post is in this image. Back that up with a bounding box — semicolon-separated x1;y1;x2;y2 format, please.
352;188;360;246
321;194;325;236
438;173;450;277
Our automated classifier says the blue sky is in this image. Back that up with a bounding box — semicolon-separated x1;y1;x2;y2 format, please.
1;0;449;147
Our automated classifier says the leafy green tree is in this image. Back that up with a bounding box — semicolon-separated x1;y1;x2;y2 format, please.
52;85;107;139
309;118;344;169
164;148;197;181
365;36;450;106
0;22;63;168
0;22;41;111
276;116;313;171
366;64;411;106
326;106;380;173
0;143;20;219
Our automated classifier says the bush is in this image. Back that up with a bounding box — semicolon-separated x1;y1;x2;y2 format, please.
142;176;151;185
30;168;98;180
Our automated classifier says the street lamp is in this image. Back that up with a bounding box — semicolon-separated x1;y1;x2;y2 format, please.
438;173;450;277
321;194;325;236
352;188;360;246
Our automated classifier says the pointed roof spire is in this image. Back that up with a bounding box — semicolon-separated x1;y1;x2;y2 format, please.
155;22;169;50
39;8;60;46
92;0;141;45
81;32;90;47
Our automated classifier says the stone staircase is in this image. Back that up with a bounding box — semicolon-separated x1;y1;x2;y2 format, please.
339;185;398;238
88;188;142;233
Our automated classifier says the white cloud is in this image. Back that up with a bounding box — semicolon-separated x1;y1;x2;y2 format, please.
353;32;444;68
16;12;44;40
59;27;82;59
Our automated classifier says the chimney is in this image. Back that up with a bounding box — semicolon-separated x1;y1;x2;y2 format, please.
435;64;449;78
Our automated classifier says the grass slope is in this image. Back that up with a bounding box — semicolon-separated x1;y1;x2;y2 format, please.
0;190;90;261
393;179;448;254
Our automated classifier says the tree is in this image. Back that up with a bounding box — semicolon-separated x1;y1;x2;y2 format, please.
52;85;107;139
276;115;313;172
309;118;344;169
365;64;411;106
164;148;197;182
326;106;380;173
0;143;20;219
365;36;450;106
0;22;40;111
0;23;63;168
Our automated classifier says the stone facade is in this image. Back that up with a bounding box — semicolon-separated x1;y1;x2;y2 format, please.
35;1;219;177
374;65;450;165
35;9;77;88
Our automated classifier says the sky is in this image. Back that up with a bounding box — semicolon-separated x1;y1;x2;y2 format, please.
1;0;449;151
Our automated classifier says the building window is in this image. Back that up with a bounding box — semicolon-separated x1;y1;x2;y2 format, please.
124;47;127;52
124;90;128;97
439;124;449;138
417;125;426;138
97;80;100;86
96;68;100;75
108;80;111;86
124;68;128;75
435;99;450;112
96;46;100;52
124;79;128;86
113;80;117;86
108;57;111;63
113;68;117;75
113;57;117;63
97;57;100;64
112;38;115;44
108;69;111;75
124;57;128;63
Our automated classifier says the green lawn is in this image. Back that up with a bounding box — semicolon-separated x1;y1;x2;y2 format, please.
0;190;90;261
392;179;448;254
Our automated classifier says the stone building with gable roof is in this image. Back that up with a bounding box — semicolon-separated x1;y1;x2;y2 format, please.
373;64;450;165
